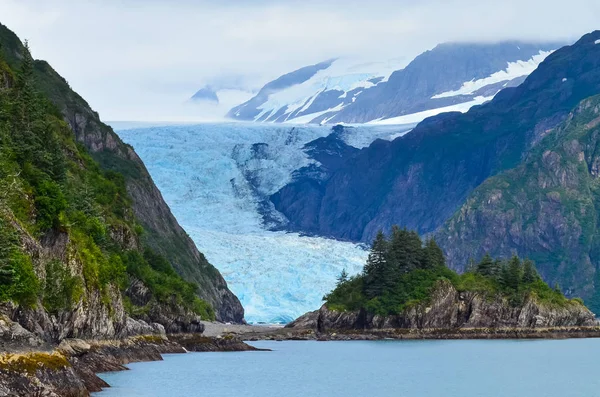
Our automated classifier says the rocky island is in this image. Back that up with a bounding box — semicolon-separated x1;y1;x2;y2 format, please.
285;228;599;340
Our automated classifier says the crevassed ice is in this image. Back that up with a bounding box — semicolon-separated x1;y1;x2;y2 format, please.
116;123;408;323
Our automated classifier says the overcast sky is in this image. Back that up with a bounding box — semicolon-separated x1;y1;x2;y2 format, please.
1;0;599;121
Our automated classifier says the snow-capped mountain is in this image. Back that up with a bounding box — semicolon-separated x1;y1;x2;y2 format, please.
227;57;407;124
114;123;409;323
227;41;561;125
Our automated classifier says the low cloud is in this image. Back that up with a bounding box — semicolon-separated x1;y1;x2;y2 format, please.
1;0;598;121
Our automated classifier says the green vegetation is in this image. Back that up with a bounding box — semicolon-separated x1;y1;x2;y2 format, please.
0;41;214;319
325;227;577;316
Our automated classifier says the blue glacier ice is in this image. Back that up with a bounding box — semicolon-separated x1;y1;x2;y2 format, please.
115;123;407;323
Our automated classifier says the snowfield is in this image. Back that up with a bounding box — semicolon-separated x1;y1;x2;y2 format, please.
431;51;552;99
115;123;409;323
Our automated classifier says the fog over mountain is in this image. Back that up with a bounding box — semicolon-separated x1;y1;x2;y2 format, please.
1;0;598;121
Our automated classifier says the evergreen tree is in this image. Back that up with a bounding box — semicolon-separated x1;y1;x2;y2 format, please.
11;40;43;167
337;268;348;285
522;259;539;284
476;253;494;276
554;282;562;294
363;231;388;299
466;257;477;273
491;259;503;280
388;227;422;275
501;256;522;291
422;238;445;269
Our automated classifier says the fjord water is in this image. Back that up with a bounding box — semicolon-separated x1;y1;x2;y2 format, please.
95;339;600;396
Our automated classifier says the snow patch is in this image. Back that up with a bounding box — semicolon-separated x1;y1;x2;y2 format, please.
370;96;493;125
432;51;552;99
254;57;407;123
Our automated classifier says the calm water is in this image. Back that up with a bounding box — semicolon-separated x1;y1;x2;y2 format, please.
94;339;600;396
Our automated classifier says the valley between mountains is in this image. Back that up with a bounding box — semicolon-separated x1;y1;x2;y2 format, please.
2;15;600;396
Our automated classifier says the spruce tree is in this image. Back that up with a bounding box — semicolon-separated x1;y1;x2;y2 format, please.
502;256;523;291
388;227;421;275
422;238;445;269
11;40;41;166
522;259;539;284
337;268;348;285
363;231;388;299
554;282;562;294
476;253;494;276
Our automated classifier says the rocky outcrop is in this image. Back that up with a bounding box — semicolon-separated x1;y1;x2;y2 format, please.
288;280;596;332
0;216;201;344
0;333;259;396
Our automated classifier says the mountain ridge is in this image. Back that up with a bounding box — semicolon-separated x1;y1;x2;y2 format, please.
226;41;561;125
270;30;600;307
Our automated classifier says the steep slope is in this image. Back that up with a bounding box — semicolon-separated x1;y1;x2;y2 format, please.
331;42;557;124
227;59;336;121
272;31;600;244
227;42;558;125
0;22;243;323
437;95;600;308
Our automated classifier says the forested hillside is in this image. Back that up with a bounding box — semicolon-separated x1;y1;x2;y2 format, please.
0;23;243;342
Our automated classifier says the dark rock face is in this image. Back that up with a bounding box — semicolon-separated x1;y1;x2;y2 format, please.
437;96;600;305
289;281;596;332
0;22;244;323
272;31;600;243
271;125;360;233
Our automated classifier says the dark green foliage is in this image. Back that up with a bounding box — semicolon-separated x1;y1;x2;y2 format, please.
336;269;348;285
422;238;445;269
326;227;577;314
363;231;388;299
121;250;215;320
324;276;365;312
33;179;67;231
476;254;496;277
0;37;215;320
43;260;82;314
0;219;39;307
522;259;539;284
501;256;523;291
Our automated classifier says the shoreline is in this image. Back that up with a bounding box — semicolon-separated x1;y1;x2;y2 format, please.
238;325;600;341
4;323;600;396
0;333;261;396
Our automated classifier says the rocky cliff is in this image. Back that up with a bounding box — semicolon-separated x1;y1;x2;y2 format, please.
271;31;600;308
289;280;596;332
0;22;243;323
437;95;600;308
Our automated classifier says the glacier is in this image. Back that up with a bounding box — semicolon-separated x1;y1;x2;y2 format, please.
115;122;407;323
